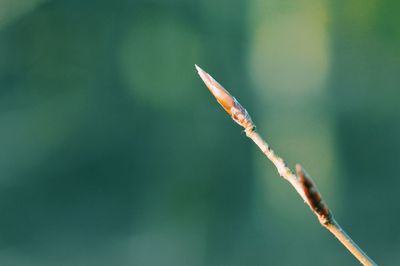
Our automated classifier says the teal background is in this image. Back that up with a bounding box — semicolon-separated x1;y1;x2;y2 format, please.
0;0;399;265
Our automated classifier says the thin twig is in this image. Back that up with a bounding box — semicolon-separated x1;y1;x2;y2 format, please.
195;64;377;266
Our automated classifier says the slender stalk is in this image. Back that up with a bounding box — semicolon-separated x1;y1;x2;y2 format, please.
326;219;376;266
195;64;377;266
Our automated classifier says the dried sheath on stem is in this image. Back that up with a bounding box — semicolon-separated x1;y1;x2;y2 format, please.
296;164;331;224
195;64;377;266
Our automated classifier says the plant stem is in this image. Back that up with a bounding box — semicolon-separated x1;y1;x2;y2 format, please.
247;130;377;266
325;218;376;266
195;64;377;266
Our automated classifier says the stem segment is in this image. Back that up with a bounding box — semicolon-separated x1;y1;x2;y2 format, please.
195;64;377;266
325;219;376;266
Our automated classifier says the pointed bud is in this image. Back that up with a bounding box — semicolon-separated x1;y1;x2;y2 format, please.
296;164;331;223
195;64;234;115
195;65;255;132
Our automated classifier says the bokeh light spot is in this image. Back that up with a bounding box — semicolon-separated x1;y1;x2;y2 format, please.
248;3;330;102
119;18;203;110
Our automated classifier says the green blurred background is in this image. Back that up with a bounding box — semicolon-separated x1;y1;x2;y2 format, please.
0;0;399;265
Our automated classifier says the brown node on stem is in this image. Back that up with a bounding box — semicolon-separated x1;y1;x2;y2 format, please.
296;164;331;223
195;64;255;132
